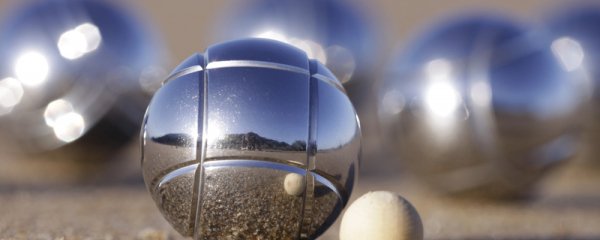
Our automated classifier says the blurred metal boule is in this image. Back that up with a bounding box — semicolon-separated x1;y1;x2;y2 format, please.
0;0;167;186
378;15;587;198
141;39;360;238
215;0;376;86
545;3;600;165
0;0;166;152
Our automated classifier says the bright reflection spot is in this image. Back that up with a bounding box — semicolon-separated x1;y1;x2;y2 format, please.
470;81;492;107
57;29;87;59
44;99;74;127
58;22;102;60
254;30;327;64
0;77;24;111
76;23;102;52
255;30;289;43
207;116;228;147
424;59;460;118
551;37;584;72
14;51;49;86
44;98;85;142
425;81;460;118
52;112;85;142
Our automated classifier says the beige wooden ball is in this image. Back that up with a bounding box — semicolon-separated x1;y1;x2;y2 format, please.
340;191;423;240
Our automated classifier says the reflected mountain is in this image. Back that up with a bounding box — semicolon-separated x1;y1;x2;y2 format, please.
151;133;195;147
213;132;306;151
150;132;306;151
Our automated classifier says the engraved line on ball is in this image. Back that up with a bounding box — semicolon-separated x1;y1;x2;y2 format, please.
163;65;204;84
156;163;199;189
193;54;210;239
312;73;345;93
203;159;306;174
200;159;343;200
206;60;309;75
150;160;200;189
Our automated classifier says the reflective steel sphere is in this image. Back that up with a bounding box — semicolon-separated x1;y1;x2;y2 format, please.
142;39;360;239
215;0;384;175
0;0;165;151
378;15;586;198
546;4;600;164
214;0;376;85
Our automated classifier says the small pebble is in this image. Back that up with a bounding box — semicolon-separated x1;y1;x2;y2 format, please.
340;191;423;240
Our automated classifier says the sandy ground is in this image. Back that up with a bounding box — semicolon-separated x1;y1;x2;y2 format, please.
1;158;599;240
321;161;600;240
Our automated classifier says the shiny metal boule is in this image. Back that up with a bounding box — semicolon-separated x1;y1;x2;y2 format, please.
0;0;165;151
546;4;600;164
378;16;586;198
142;39;360;239
215;0;385;176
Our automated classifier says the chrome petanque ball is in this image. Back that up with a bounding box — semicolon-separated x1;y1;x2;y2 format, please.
378;15;586;198
0;0;165;151
142;39;360;239
214;0;376;86
215;0;385;175
545;4;600;164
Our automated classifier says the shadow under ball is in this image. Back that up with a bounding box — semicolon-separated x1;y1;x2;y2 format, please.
378;15;586;198
546;4;600;165
142;39;360;239
0;0;164;152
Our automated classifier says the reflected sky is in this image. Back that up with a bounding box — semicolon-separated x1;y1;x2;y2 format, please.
207;67;309;145
317;79;359;149
145;70;200;140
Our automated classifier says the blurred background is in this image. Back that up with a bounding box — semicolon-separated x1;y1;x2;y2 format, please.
1;0;600;239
